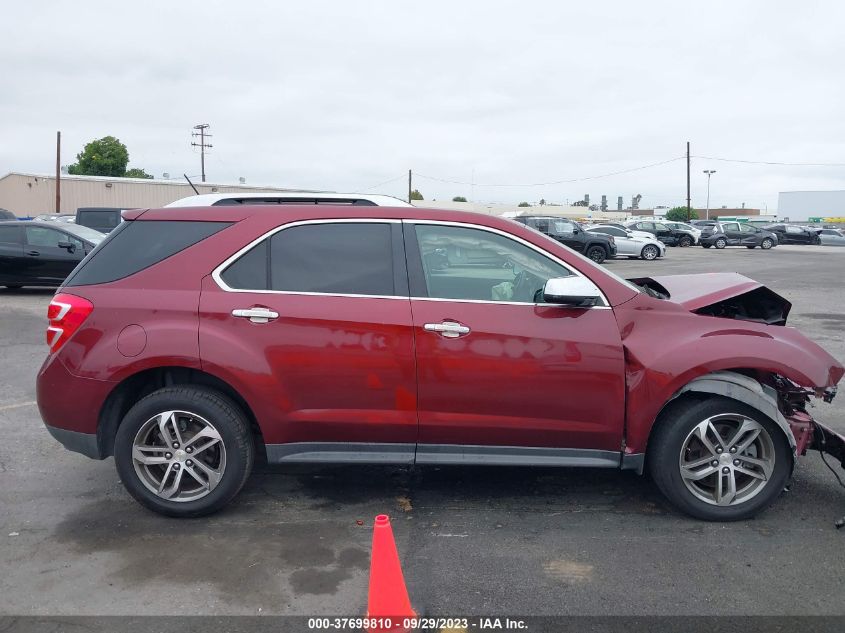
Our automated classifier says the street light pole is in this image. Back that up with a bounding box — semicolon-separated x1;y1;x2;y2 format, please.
703;170;716;220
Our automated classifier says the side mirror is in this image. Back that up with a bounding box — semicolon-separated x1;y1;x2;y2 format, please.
543;277;604;307
57;240;76;254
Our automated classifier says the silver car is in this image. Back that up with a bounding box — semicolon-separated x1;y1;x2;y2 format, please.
816;228;845;246
587;225;666;260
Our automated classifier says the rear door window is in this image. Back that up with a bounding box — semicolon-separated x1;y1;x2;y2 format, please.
0;225;21;244
219;222;404;297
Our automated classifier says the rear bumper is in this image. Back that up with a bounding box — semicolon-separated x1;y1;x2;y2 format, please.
44;425;102;459
37;354;113;459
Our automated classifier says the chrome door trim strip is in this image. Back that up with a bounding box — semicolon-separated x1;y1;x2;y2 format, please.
266;442;415;465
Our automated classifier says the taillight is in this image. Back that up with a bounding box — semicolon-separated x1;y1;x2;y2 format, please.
46;293;93;353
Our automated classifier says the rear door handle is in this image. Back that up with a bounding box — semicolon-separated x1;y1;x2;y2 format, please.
232;307;279;323
26;250;40;256
424;321;470;338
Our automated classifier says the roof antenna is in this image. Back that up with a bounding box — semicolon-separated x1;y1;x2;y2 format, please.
184;174;199;195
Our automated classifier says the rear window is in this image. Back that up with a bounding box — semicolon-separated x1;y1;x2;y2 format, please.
76;209;122;230
65;220;231;286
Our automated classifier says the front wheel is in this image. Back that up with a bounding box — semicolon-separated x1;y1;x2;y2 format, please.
114;386;254;517
761;238;774;250
640;244;659;260
648;396;791;521
678;236;692;248
702;244;712;249
585;245;607;264
714;238;727;249
746;245;756;249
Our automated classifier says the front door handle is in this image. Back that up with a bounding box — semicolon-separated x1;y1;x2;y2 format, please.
26;250;40;256
232;307;279;324
423;321;470;338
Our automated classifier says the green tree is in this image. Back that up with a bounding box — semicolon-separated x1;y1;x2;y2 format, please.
124;168;153;179
665;206;697;222
518;201;531;207
67;136;129;177
539;198;546;206
410;189;424;200
452;196;467;202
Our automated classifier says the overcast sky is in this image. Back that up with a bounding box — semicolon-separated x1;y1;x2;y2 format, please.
2;1;844;210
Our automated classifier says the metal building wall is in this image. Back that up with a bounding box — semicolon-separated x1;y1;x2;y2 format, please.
0;173;303;217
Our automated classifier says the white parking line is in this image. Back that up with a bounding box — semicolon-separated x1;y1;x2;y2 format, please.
0;401;37;411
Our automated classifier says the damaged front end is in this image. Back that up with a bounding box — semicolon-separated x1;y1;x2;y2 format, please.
769;374;845;469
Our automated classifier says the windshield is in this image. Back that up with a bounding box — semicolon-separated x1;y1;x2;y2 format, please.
63;223;106;244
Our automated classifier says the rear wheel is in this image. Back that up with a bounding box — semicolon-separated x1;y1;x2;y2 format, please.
714;237;727;249
114;386;254;517
761;238;774;250
648;396;790;521
585;245;606;263
640;244;659;260
702;244;712;249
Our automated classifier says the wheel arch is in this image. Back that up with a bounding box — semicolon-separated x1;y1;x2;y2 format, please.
97;365;264;459
645;370;798;466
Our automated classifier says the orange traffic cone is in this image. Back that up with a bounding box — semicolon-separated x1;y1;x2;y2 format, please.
366;514;416;632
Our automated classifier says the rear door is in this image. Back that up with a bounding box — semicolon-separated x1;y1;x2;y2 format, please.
0;225;24;285
721;222;742;245
23;225;86;284
405;220;626;462
199;220;418;462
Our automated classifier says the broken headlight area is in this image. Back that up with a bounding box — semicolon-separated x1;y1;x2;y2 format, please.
694;286;791;326
767;374;840;459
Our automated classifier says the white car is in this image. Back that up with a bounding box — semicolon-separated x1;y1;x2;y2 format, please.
586;225;666;260
816;228;845;246
165;192;412;207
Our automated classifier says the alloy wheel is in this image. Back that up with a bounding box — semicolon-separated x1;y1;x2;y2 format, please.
132;410;227;502
641;245;658;260
715;238;727;249
761;238;773;249
678;414;775;506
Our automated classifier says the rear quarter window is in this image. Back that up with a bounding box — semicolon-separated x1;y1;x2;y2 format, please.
64;220;231;286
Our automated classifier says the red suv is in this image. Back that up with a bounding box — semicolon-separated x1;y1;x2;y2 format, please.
36;205;845;520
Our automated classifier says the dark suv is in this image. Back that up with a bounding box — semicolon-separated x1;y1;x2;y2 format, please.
625;220;695;247
699;222;778;250
36;204;844;520
511;216;616;263
762;224;821;245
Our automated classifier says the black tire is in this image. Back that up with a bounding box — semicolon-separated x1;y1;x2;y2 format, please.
714;238;727;249
761;238;774;250
114;386;254;517
648;396;791;521
702;244;712;249
585;245;606;264
640;244;659;260
746;245;755;249
678;236;692;248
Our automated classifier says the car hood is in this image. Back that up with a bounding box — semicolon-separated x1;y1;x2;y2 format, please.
628;272;797;326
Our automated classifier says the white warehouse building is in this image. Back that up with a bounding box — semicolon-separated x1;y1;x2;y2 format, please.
777;190;845;221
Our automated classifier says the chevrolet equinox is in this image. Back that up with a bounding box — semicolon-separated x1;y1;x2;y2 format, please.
36;205;845;519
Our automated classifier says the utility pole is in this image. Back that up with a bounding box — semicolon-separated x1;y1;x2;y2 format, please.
55;131;61;212
191;124;212;182
686;141;691;222
408;169;412;204
703;170;716;220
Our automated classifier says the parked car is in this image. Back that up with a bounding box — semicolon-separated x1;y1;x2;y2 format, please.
165;192;412;207
586;225;666;260
762;224;821;245
814;228;845;246
624;220;696;247
37;204;845;520
33;214;76;224
0;208;17;220
588;221;655;240
511;216;617;263
0;221;105;288
662;221;702;244
75;207;125;233
699;222;778;250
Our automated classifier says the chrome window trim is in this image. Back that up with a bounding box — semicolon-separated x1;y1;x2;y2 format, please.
211;217;611;309
211;218;405;298
403;219;611;308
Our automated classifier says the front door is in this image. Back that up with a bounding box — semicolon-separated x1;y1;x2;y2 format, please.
23;225;86;284
199;220;417;463
404;221;626;466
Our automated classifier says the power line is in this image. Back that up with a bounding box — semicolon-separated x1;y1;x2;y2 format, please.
693;155;845;167
363;174;407;191
414;156;685;187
